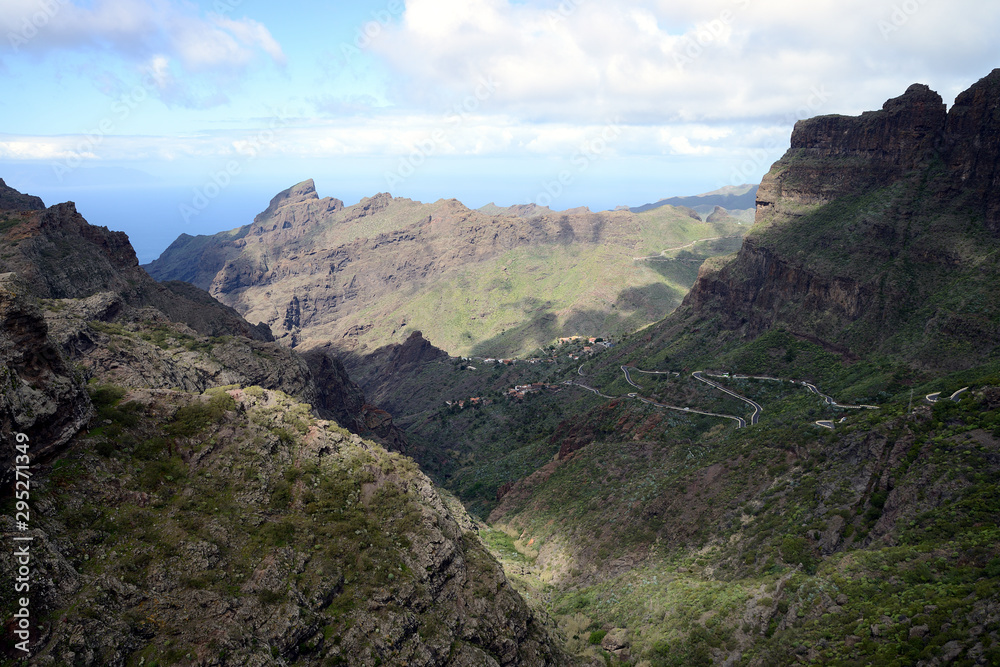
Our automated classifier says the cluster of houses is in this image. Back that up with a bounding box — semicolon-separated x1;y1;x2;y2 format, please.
506;382;562;400
461;336;615;368
444;396;492;409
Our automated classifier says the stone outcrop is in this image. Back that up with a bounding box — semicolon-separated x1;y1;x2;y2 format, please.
300;343;410;451
0;273;91;487
0;388;570;665
0;197;272;342
674;69;1000;369
0;177;45;211
755;83;947;226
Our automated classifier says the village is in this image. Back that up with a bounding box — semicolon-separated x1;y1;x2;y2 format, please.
446;336;614;408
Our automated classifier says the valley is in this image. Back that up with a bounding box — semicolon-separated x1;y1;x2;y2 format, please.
3;70;1000;667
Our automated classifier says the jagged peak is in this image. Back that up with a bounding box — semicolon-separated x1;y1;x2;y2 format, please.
881;82;945;114
254;179;320;223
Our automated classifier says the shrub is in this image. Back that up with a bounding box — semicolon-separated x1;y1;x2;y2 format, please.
588;629;608;645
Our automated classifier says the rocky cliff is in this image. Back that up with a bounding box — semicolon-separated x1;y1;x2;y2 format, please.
0;386;570;665
145;180;746;357
0;183;571;664
0;273;91;486
0;183;408;452
673;70;1000;371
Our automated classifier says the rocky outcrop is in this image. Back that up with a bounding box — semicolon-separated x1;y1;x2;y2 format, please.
300;343;410;452
675;70;1000;368
389;331;450;371
706;205;730;224
0;388;571;665
0;178;45;211
0;195;272;342
943;70;1000;232
755;83;947;227
0;274;91;487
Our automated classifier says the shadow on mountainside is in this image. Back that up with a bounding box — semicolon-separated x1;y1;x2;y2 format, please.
468;282;686;358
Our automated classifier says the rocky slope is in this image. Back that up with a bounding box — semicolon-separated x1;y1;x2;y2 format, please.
1;385;569;665
145;181;746;357
0;184;407;450
0;184;572;664
648;71;1000;373
0;273;91;486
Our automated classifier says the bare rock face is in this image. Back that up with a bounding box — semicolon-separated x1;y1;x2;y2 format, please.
755;83;947;226
0;274;91;486
944;69;1000;232
299;343;410;452
0;388;571;666
0;178;45;211
0;195;272;342
676;70;1000;369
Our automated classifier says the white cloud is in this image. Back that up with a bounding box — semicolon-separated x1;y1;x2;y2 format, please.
370;0;1000;125
0;0;286;107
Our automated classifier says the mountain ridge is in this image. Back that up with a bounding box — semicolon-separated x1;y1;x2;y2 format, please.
145;183;748;357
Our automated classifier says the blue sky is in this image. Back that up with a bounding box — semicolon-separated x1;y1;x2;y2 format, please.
1;0;998;261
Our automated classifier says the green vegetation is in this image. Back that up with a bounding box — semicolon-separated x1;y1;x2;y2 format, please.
24;382;541;664
477;367;1000;664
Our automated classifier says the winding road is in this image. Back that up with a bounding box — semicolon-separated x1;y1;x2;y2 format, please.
565;364;882;431
797;381;879;410
926;387;969;404
693;371;762;425
632;235;742;262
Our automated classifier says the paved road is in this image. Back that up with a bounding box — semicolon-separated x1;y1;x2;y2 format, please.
563;380;615;400
798;380;878;410
693;371;762;425
566;366;886;432
632;235;741;262
926;387;969;404
623;366;747;427
565;367;747;428
621;365;643;390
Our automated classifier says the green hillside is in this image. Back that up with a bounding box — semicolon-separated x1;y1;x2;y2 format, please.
146;183;747;358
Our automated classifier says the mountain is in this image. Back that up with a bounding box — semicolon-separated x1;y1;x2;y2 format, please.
336;72;1000;665
0;184;570;664
145;182;747;358
629;73;1000;377
630;184;759;219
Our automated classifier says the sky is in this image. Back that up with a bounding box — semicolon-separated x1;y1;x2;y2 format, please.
0;0;998;261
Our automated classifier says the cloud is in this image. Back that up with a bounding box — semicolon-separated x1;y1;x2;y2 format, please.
370;0;1000;125
1;0;286;107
